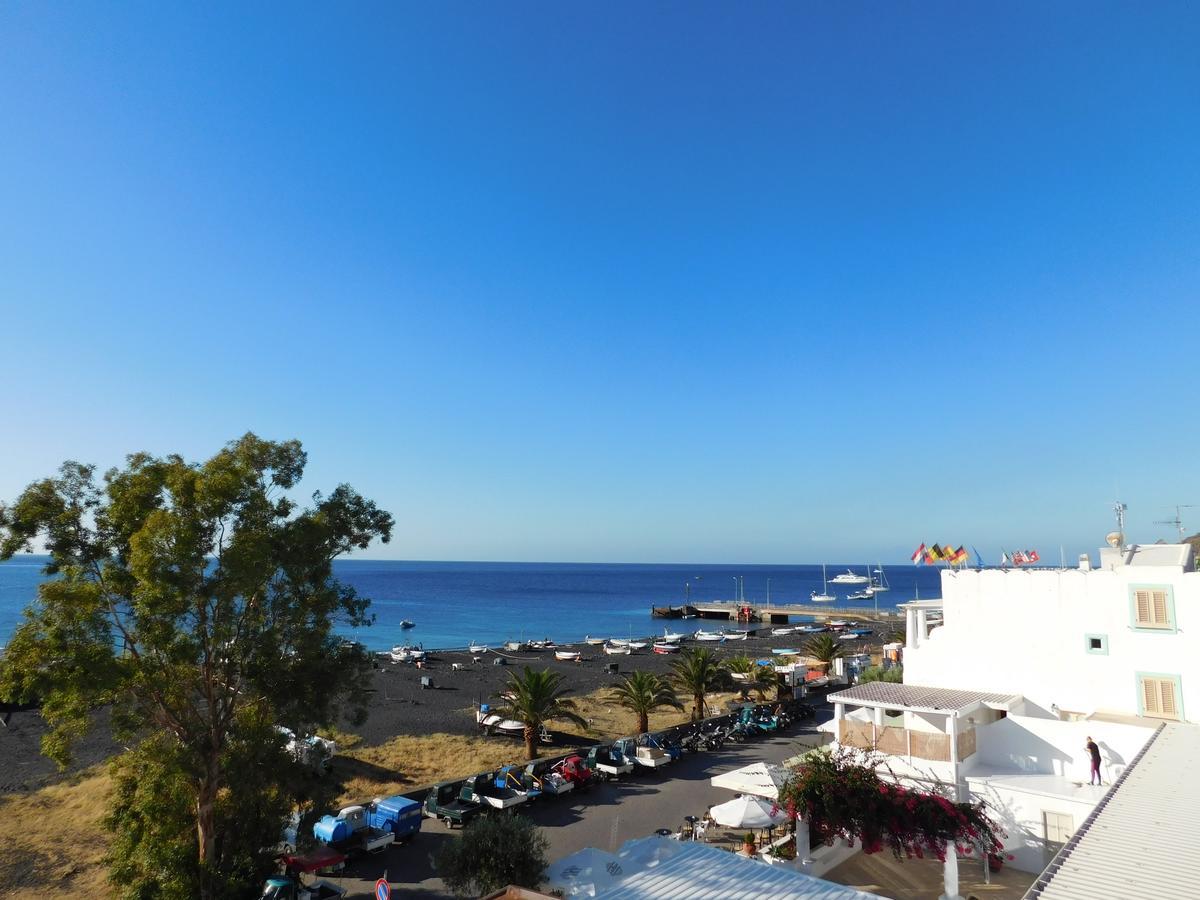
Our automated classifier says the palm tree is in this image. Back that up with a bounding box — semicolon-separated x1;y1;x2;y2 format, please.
803;633;844;676
670;647;726;721
725;655;758;701
493;667;588;760
607;671;683;734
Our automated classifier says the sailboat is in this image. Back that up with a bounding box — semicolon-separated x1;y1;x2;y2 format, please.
811;564;836;603
866;565;891;594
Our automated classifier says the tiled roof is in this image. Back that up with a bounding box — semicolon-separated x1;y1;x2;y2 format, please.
1025;722;1200;900
827;681;1020;711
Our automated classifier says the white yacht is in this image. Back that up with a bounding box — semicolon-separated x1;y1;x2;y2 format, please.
811;564;836;603
829;568;869;585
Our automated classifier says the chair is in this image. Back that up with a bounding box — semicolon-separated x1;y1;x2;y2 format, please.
692;820;709;842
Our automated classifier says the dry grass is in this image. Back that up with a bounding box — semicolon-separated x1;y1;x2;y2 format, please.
0;768;113;898
0;685;752;896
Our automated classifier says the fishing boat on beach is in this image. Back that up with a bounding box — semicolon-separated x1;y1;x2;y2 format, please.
662;628;685;642
693;629;725;642
584;636;607;646
468;642;488;654
811;565;836;603
389;645;425;662
610;638;648;650
603;642;631;655
771;648;799;655
528;639;556;650
652;642;680;654
771;626;796;636
721;629;749;640
555;649;582;661
504;640;528;652
829;568;869;585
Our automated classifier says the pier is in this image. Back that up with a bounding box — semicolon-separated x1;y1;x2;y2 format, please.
654;600;901;624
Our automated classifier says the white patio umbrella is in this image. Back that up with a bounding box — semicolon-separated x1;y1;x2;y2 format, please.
710;761;791;800
708;794;790;829
544;847;626;897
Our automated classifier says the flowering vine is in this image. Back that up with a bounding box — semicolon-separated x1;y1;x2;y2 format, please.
777;747;1008;862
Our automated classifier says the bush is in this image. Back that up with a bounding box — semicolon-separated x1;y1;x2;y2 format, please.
435;813;549;896
858;665;903;684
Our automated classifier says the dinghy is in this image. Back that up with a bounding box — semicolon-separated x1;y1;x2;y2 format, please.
603;642;631;655
555;649;582;661
652;642;680;654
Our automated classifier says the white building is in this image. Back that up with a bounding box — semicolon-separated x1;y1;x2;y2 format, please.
819;542;1200;875
904;543;1198;722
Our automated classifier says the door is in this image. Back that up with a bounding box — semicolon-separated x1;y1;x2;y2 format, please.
1043;810;1074;863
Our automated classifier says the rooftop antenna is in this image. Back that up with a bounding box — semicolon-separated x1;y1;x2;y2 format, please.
1110;501;1128;551
1153;505;1195;541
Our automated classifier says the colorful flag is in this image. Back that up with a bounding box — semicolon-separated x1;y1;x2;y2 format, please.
1027;549;1040;563
954;546;968;564
929;544;944;561
1012;551;1026;566
1001;551;1010;566
911;543;926;565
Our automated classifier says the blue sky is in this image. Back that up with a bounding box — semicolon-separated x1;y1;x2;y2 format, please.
1;3;1198;563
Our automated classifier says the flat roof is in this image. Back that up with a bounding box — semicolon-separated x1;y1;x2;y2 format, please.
896;599;944;609
602;838;884;899
1025;722;1200;899
828;681;1020;714
965;767;1107;804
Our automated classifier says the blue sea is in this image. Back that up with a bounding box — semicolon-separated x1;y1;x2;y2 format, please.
0;557;943;652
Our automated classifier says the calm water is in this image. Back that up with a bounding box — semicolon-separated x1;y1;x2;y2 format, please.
0;557;942;651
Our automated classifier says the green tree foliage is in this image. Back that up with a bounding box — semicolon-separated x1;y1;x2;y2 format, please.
669;647;726;720
607;670;682;734
803;634;845;675
0;435;392;899
494;667;588;760
726;655;778;701
858;665;903;684
435;813;549;896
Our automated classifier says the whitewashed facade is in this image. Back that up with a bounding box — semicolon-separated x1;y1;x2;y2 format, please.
903;543;1198;722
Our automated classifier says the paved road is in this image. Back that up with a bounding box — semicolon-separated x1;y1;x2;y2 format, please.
326;727;822;898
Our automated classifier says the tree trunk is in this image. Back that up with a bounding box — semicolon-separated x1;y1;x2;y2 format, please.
525;725;538;761
693;694;704;721
196;758;220;898
637;712;649;734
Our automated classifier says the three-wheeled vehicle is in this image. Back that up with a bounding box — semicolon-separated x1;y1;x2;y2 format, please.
423;780;485;828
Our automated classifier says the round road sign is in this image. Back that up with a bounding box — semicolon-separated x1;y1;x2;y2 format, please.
375;878;391;900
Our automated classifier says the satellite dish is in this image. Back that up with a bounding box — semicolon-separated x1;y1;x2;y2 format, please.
1105;531;1123;548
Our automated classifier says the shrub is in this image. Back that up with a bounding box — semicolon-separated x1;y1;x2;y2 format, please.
435;813;549;896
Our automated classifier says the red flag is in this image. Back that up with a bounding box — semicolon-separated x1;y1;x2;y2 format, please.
1027;549;1040;563
911;543;926;565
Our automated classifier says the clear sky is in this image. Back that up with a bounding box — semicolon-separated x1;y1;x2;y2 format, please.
2;3;1198;564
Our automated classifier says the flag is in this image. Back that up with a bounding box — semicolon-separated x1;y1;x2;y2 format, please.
911;543;926;565
929;544;944;561
1027;549;1040;563
1001;551;1010;566
954;546;968;564
972;546;984;567
924;548;937;564
1012;551;1026;566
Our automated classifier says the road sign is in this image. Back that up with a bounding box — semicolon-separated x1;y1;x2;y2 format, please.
375;878;391;900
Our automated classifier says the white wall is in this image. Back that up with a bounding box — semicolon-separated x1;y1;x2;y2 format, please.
904;565;1200;721
965;778;1098;873
971;715;1153;782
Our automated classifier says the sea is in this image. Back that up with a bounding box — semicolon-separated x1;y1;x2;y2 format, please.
0;557;944;652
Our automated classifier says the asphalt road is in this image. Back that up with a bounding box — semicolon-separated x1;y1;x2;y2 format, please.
325;726;822;898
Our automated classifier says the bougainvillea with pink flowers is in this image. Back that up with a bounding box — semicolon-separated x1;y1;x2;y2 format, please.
777;747;1008;862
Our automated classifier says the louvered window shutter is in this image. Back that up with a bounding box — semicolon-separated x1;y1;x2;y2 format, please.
1142;678;1160;715
1159;680;1178;718
1135;590;1152;625
1151;591;1169;626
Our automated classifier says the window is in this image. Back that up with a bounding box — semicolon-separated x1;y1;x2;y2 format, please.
1084;633;1108;655
1130;585;1175;631
1137;673;1183;720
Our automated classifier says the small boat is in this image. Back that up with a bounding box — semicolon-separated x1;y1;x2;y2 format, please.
555;650;582;661
693;629;726;642
603;643;631;655
390;645;425;662
652;642;680;654
662;628;685;642
811;564;836;603
721;630;749;640
866;565;891;594
468;642;489;654
504;640;528;652
400;620;415;629
793;624;825;634
771;648;799;655
624;641;647;650
829;569;869;585
845;590;872;602
528;639;556;650
584;636;607;646
771;626;796;636
477;705;524;735
829;620;849;628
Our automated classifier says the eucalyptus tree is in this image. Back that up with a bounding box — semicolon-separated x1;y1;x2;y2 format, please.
0;434;392;899
607;670;683;734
